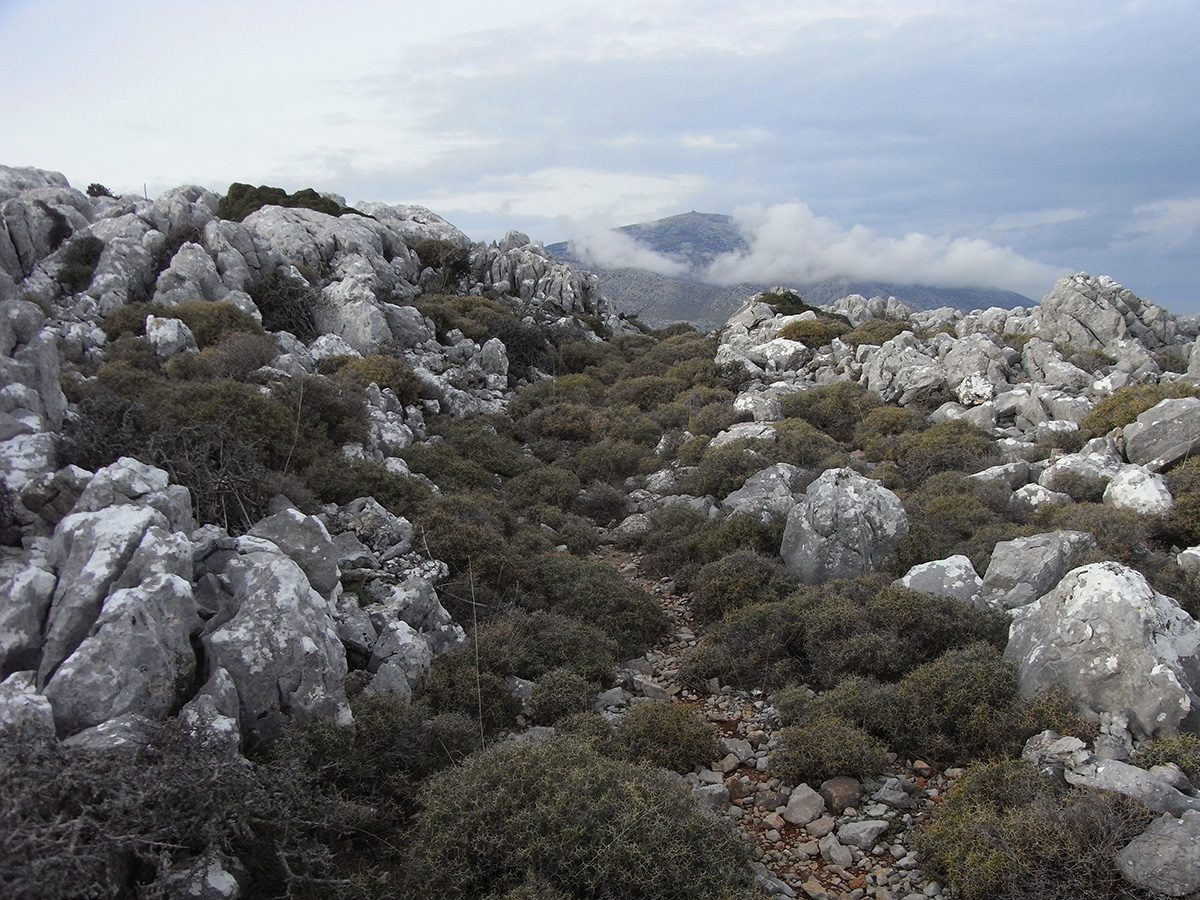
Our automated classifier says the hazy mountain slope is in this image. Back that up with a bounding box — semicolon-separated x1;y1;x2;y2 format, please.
548;212;1033;328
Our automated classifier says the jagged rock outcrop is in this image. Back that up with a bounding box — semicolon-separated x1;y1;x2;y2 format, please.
1005;562;1200;738
780;468;908;584
1123;397;1200;472
1035;272;1175;360
979;531;1096;610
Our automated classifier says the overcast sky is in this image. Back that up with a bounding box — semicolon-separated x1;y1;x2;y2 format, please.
2;0;1197;311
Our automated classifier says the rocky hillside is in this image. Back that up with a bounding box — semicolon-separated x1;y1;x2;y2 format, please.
2;165;1200;900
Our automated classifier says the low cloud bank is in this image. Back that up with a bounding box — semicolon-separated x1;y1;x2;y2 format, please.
567;223;691;277
703;203;1062;298
570;201;1064;299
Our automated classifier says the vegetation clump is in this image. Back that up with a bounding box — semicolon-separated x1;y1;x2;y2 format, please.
215;182;356;222
914;759;1154;900
410;735;756;900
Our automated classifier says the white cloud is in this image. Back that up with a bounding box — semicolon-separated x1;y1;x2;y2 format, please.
701;202;1062;297
990;208;1088;231
566;222;691;276
407;167;707;223
1127;196;1200;243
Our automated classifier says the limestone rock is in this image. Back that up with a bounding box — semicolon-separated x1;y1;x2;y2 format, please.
1103;464;1173;515
39;504;175;684
1037;439;1125;501
0;546;56;672
895;555;983;606
721;462;812;522
145;314;198;356
979;531;1096;610
1065;758;1200;815
0;671;55;742
43;572;200;737
248;507;341;599
1124;397;1200;472
202;543;351;745
1005;562;1200;738
782;783;826;826
781;468;908;584
1117;810;1200;897
1037;272;1176;354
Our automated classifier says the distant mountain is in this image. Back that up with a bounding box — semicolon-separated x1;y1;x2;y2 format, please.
547;212;1034;330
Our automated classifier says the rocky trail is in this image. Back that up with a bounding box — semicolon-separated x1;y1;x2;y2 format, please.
595;546;953;900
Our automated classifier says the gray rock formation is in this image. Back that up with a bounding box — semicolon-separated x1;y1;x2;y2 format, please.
720;463;811;521
979;531;1096;610
201;538;351;746
1123;397;1200;472
1117;810;1200;897
781;468;908;584
895;555;983;606
1005;562;1200;738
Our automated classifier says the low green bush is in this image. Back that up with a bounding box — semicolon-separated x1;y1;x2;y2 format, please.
771;715;890;784
56;234;104;294
614;701;720;773
777;316;852;348
844;318;909;348
1130;732;1200;782
894;419;998;486
215;182;351;222
694;550;798;623
316;353;421;405
1080;382;1200;436
529;668;596;725
410;735;755;900
914;759;1154;900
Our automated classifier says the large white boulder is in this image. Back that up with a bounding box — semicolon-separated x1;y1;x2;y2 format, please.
1005;562;1200;738
781;468;908;584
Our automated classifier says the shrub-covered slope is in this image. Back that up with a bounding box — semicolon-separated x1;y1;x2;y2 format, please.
2;166;1200;899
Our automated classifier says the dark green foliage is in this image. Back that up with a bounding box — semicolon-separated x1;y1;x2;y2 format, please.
694;550;798;623
779;382;883;443
318;354;422;405
0;485;19;546
680;442;772;498
410;735;755;900
412;293;514;343
529;668;595;724
893;419;999;486
247;270;320;340
0;721;380;900
679;600;809;690
1130;733;1200;782
215;182;351;222
176;331;280;380
471;609;618;685
814;643;1044;762
914;759;1154;900
777;316;852;347
86;182;114;198
615;701;721;773
844;318;910;348
1159;457;1200;547
303;456;431;516
56;233;104;294
422;647;524;732
771;715;890;784
104;299;264;349
760;289;822;317
1080;382;1200;436
412;238;470;292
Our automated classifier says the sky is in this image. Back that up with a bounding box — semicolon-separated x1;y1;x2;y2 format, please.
1;0;1198;311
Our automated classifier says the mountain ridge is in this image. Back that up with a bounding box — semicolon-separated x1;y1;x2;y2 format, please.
547;211;1035;329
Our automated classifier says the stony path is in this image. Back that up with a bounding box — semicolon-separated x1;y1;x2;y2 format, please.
596;547;956;900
